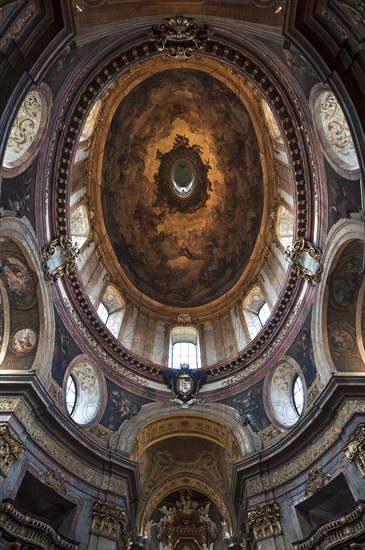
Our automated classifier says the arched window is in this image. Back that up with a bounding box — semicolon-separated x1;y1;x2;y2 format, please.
169;326;201;369
79;101;101;144
97;285;125;338
258;302;271;326
70;203;90;251
276;205;294;249
242;285;271;340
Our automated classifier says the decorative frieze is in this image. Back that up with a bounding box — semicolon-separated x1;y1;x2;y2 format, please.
38;467;69;495
91;502;127;541
344;424;365;476
0;4;36;49
90;423;113;443
50;380;63;405
1;399;128;497
307;378;320;408
259;424;281;443
0;424;25;476
246;400;365;494
304;468;331;496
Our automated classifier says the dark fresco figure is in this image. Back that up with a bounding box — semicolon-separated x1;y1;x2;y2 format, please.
105;389;140;431
233;391;263;432
296;328;316;386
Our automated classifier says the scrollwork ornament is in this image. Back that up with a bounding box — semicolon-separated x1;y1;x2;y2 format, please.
304;468;331;496
150;16;211;60
6;91;41;154
38;467;69;495
285;239;323;284
259;424;281;442
344;424;365;476
41;237;79;283
320;91;355;155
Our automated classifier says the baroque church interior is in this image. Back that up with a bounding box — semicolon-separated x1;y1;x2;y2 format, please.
0;0;365;548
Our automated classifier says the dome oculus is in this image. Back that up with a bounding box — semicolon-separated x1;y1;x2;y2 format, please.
170;158;196;199
154;133;210;212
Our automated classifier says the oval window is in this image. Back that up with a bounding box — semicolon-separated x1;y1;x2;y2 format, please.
268;362;306;428
64;361;101;425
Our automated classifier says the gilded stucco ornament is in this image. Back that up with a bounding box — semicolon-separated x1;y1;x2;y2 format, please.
150;16;211;60
304;468;331;496
0;424;25;477
38;467;69;495
91;502;127;541
41;236;79;282
285;239;323;284
259;424;281;443
344;424;365;476
163;365;207;408
0;4;35;50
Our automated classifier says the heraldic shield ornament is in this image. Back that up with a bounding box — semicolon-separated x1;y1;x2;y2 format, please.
163;364;207;408
177;372;193;395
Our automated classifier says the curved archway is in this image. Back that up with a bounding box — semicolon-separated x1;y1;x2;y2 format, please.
109;402;261;459
312;219;365;382
0;217;55;384
138;474;234;540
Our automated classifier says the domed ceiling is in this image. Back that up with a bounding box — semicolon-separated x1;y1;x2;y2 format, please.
101;69;264;308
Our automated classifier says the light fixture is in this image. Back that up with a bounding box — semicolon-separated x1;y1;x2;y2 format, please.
74;4;83;12
275;5;283;14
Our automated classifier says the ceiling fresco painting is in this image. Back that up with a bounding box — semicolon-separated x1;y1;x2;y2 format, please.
101;69;264;308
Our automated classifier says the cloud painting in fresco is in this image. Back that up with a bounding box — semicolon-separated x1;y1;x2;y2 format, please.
101;69;264;307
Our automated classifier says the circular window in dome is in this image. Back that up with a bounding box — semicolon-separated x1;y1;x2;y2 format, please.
266;360;306;428
170;158;197;200
64;359;103;426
